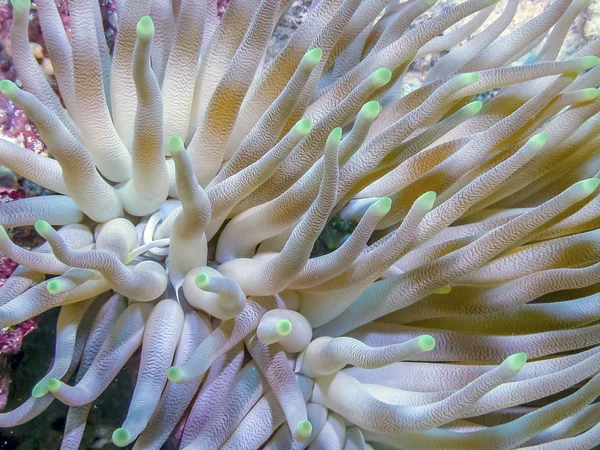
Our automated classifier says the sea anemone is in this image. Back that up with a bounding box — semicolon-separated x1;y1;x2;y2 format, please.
1;0;600;448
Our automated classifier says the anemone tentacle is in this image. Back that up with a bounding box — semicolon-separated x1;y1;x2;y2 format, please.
1;0;600;448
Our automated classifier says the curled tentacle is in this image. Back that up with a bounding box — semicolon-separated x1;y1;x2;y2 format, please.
183;266;246;319
257;309;312;353
48;303;153;406
35;220;168;301
297;335;435;378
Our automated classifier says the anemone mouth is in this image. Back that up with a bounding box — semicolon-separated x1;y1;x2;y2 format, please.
1;0;600;448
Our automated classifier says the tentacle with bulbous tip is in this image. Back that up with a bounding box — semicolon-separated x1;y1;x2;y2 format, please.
117;16;169;216
206;118;313;235
290;196;391;289
363;372;600;449
265;402;328;450
297;191;435;328
133;309;212;450
0;269;110;329
416;131;549;241
187;0;282;186
217;128;339;295
377;100;483;176
31;299;95;398
338;100;382;164
336;72;482;207
312;353;527;433
183;267;246;319
220;375;314;450
166;136;211;282
238;67;392;214
0;224;91;275
168;296;278;384
112;299;184;447
215;125;339;262
61;294;127;450
110;0;152;148
320;177;600;337
0;296;96;428
48;303;153;406
246;333;312;441
311;0;518;119
307;411;346;450
257;309;312;353
222;47;322;168
297;335;435;378
35;220;168;301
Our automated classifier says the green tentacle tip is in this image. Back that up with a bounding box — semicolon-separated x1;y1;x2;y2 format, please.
372;68;393;86
462;101;483;115
435;284;452;294
304;47;322;65
296;420;313;439
47;378;61;393
136;15;155;38
579;55;599;69
294;118;312;135
418;335;436;351
506;352;527;371
276;319;292;336
374;197;392;215
34;219;52;235
167;365;183;383
575;177;600;195
112;428;131;447
361;100;381;119
579;87;599;101
10;0;30;11
418;191;436;209
0;79;17;96
195;273;209;289
0;224;7;238
328;127;343;144
528;132;549;148
32;381;48;398
167;136;185;154
458;72;480;85
47;279;62;294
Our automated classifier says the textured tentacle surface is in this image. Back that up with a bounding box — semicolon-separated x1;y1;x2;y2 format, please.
1;1;600;449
